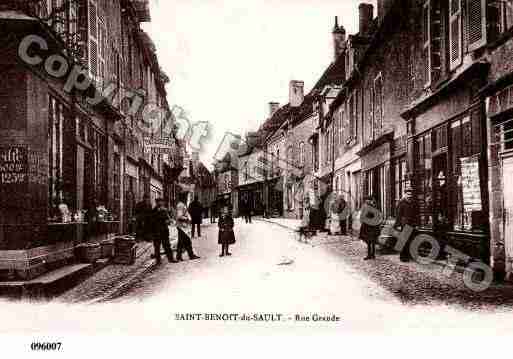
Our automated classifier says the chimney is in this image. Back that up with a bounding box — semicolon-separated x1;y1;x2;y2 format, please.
358;3;374;36
377;0;393;20
332;16;346;61
191;151;200;164
269;102;280;118
246;132;259;148
289;80;304;108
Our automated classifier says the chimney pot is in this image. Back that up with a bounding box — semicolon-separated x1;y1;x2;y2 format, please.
289;81;304;108
269;102;280;118
358;3;374;36
332;16;346;60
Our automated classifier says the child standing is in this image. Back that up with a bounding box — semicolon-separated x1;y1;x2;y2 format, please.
218;206;235;257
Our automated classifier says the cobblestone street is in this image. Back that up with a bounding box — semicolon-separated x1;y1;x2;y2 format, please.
4;219;513;335
109;219;513;311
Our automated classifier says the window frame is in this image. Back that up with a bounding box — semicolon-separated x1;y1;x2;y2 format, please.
423;0;432;88
449;0;463;70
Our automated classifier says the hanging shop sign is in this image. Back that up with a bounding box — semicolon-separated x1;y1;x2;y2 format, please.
460;155;482;212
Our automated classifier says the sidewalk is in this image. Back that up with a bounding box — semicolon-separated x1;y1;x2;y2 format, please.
258;217;513;309
58;241;156;304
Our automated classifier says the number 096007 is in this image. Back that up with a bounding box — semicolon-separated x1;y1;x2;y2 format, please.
30;342;62;351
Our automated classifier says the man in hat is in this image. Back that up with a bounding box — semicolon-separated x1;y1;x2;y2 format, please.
151;198;176;264
176;198;201;261
394;187;419;262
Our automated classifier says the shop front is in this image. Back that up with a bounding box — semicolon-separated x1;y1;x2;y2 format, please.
486;81;513;277
238;182;264;216
266;177;283;217
359;139;392;220
0;23;122;280
403;82;490;263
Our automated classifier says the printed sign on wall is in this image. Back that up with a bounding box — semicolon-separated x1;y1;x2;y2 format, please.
461;155;482;212
0;146;28;186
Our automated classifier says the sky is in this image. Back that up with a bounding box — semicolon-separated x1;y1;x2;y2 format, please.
143;0;376;167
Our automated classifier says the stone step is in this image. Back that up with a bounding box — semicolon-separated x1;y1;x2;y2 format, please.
0;259;110;300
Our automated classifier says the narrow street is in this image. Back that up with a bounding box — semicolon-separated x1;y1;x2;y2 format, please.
63;219;513;335
5;220;513;335
114;219;395;308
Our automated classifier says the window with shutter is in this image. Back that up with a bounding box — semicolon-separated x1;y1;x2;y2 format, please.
89;39;98;77
449;0;462;70
467;0;487;51
423;0;431;87
68;1;78;40
98;19;106;85
88;0;98;79
337;109;342;147
374;74;383;138
430;0;442;81
354;89;359;140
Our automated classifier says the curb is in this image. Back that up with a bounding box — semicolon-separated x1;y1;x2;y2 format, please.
84;244;157;304
85;260;157;304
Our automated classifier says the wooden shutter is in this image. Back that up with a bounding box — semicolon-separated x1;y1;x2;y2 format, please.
88;0;98;78
423;0;431;87
467;0;487;51
449;0;462;70
431;0;442;82
374;75;383;137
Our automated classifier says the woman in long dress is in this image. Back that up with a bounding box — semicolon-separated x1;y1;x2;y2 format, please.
218;206;236;257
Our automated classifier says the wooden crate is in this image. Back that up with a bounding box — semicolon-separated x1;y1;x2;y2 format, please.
75;243;102;264
100;240;115;258
113;244;137;265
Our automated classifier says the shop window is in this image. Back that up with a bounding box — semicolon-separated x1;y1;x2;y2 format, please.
48;96;64;217
393;158;408;216
112;153;121;220
450;115;485;231
90;128;108;206
414;132;433;227
124;174;136;233
365;166;385;215
353;171;362;211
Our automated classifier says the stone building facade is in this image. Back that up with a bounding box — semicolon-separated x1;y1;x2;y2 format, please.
0;0;183;280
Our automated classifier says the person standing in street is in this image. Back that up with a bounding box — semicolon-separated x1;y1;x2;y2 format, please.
210;201;217;223
176;200;201;261
188;196;203;238
218;205;235;257
242;197;252;224
151;198;176;265
338;195;348;235
394;188;419;262
359;196;381;260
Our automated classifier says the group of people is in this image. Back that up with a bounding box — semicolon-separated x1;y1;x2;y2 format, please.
301;184;418;263
358;188;418;262
135;195;237;264
135;195;201;264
